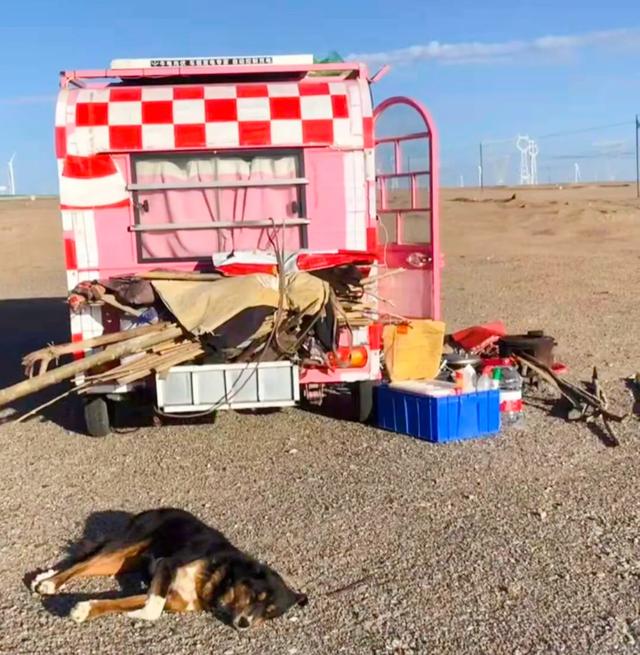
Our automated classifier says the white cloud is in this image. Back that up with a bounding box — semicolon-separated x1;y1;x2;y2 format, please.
348;28;640;66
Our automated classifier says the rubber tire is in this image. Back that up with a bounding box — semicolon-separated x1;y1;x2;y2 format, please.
353;381;375;424
83;396;111;437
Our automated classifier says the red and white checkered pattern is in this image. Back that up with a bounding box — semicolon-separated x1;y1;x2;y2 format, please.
58;81;367;156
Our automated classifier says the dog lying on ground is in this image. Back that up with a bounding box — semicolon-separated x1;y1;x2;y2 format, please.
29;508;307;628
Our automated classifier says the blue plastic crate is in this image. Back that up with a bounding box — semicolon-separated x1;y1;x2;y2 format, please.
375;385;501;443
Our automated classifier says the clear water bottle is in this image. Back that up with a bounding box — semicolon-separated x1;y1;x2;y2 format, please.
499;366;524;428
461;364;477;393
476;369;493;391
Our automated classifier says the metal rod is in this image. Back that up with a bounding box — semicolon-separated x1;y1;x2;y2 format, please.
375;131;429;145
129;218;310;232
636;114;640;198
127;177;308;192
479;142;484;190
377;207;431;214
375;170;430;180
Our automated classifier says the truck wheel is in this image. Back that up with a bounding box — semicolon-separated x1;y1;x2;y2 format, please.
83;396;111;437
352;381;375;424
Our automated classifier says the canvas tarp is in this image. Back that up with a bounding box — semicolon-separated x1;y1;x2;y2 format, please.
152;272;330;336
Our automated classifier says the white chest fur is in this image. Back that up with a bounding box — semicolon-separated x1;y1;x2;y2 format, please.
170;561;202;610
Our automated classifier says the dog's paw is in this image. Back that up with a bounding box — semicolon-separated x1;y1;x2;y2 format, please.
31;569;58;595
70;601;92;623
127;595;165;621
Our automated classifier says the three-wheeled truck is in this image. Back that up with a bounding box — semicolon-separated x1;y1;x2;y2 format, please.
55;54;441;435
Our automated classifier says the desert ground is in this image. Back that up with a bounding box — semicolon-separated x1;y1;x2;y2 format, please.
0;185;639;654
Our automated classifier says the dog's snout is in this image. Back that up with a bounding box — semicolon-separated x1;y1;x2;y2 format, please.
234;616;251;630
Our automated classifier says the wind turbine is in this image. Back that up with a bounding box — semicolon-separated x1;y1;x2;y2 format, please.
8;153;16;195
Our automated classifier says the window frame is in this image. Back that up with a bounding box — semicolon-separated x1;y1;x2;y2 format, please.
130;148;308;264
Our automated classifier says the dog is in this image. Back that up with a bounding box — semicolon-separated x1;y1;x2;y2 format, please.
29;508;307;628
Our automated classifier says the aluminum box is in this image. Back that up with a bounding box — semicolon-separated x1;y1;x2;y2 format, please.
156;362;300;412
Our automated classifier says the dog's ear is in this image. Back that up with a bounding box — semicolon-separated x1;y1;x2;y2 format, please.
202;564;227;602
295;592;308;607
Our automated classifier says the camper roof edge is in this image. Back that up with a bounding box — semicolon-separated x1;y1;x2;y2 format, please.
59;61;370;88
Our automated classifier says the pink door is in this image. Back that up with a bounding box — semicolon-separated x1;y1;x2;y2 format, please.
374;97;441;321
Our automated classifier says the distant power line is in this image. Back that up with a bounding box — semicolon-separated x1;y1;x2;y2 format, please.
537;121;633;140
475;121;634;146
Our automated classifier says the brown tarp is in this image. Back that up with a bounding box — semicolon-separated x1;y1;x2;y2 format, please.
152;272;330;336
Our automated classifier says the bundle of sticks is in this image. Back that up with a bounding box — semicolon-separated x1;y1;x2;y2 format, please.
0;264;406;417
0;323;200;409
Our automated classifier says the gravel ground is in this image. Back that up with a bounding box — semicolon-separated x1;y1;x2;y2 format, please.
1;191;640;655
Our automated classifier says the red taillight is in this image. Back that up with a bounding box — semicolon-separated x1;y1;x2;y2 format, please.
327;346;368;369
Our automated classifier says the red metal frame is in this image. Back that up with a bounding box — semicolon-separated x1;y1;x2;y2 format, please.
374;96;441;320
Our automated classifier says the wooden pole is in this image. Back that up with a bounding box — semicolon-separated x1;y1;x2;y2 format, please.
0;325;184;408
136;271;222;281
22;322;173;377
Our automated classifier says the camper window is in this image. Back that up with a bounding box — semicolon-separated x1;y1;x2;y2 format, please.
130;151;307;262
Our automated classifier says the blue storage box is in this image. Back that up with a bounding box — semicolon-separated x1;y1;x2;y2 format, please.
375;385;501;443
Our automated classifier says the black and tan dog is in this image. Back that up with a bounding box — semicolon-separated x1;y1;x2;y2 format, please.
29;508;307;628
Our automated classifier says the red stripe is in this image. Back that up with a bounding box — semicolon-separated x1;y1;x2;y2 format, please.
55;126;67;158
205;98;237;122
174;124;206;148
238;121;271;146
64;237;77;270
331;95;349;118
299;82;330;95
363;117;374;148
76;102;109;127
141;100;173;124
71;333;85;360
109;125;142;150
269;96;301;120
302;119;333;144
62;154;117;179
174;86;205;100
500;399;523;412
366;226;378;251
368;323;383;350
237;85;268;98
110;87;142;102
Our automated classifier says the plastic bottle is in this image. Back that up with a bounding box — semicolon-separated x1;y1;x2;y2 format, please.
454;371;464;394
461;364;477;393
491;367;502;390
476;369;493;392
499;366;524;428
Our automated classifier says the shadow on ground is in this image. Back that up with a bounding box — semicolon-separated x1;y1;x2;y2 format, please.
0;298;364;434
24;509;150;617
0;297;79;429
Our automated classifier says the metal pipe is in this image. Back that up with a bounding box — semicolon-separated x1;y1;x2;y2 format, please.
636;114;640;198
129;218;310;232
127;177;308;192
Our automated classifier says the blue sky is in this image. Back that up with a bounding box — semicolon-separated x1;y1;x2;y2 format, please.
2;0;640;192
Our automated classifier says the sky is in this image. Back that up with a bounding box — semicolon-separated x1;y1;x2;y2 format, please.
2;0;640;193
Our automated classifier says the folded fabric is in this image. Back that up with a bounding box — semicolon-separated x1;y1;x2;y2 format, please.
152;272;331;336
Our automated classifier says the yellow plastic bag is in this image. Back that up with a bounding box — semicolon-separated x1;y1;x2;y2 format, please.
383;319;445;382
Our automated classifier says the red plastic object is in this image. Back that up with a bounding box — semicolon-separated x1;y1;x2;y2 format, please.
217;263;277;276
296;250;376;271
450;321;506;353
368;323;383;350
552;362;568;375
327;346;368;369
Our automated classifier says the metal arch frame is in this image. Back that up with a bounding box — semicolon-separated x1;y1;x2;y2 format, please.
373;95;441;320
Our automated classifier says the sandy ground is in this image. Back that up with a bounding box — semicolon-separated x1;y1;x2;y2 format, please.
0;186;639;654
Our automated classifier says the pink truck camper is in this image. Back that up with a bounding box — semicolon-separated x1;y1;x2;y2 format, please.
55;54;440;431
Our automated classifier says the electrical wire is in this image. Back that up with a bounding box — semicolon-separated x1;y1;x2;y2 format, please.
154;218;290;419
